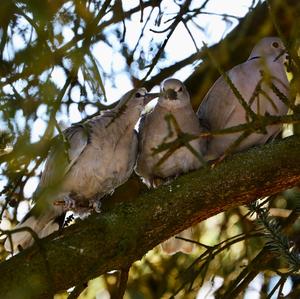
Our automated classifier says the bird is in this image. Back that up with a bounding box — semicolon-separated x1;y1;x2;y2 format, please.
197;37;290;160
5;88;155;252
135;78;205;254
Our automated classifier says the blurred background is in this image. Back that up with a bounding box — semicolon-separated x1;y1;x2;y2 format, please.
0;0;300;298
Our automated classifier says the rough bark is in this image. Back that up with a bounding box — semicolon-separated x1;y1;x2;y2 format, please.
0;135;299;299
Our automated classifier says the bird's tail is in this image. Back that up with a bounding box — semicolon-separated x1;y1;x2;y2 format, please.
4;205;65;253
161;227;194;255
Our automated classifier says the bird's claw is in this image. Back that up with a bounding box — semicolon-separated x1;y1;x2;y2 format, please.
63;195;77;210
89;196;102;213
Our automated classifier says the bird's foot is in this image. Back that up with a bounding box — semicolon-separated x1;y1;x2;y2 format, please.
150;177;164;188
63;195;76;211
150;176;178;188
57;192;90;213
89;195;102;213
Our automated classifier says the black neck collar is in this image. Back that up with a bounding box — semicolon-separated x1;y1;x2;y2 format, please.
249;56;261;60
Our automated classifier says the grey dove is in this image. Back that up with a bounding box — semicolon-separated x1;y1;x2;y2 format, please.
5;88;154;252
197;37;290;160
135;78;205;254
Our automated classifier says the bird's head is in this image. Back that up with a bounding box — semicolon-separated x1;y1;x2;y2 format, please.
249;37;289;64
159;78;190;105
118;87;159;110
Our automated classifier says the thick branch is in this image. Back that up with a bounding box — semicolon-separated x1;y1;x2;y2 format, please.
0;136;299;298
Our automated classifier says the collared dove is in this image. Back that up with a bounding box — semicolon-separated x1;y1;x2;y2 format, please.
197;37;290;160
5;88;154;252
135;78;205;254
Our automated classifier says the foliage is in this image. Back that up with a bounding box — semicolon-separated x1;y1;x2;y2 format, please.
0;0;300;298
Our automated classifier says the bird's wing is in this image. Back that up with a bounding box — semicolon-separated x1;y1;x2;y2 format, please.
128;130;138;173
35;123;90;197
197;74;237;131
197;61;262;130
137;109;152;154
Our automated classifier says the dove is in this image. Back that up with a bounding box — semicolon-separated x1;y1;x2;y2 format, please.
197;37;290;160
5;88;155;252
135;78;205;254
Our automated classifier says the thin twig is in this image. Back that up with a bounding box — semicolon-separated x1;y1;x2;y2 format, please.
141;0;193;81
112;266;131;299
266;275;287;299
222;209;300;299
172;231;263;298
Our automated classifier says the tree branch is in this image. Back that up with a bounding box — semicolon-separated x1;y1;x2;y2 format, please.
0;136;299;298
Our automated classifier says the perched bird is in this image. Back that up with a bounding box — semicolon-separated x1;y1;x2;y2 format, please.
5;88;154;252
197;37;290;160
135;78;205;254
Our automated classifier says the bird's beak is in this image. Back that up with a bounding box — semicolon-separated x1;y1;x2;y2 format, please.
274;49;287;62
144;92;160;105
164;89;177;100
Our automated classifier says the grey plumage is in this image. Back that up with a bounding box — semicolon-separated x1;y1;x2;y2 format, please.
197;37;290;160
135;78;205;254
5;88;150;252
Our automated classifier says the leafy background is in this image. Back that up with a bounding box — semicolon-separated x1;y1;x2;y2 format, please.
0;0;300;298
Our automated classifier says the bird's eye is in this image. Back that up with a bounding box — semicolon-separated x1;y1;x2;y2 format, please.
272;41;279;48
135;92;142;98
178;86;183;92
